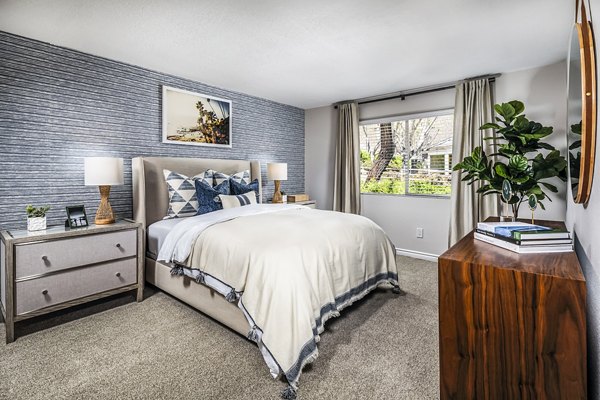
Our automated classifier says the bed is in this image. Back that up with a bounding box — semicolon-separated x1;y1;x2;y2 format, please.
132;156;400;398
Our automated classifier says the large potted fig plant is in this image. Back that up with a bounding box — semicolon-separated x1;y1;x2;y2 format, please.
453;100;567;220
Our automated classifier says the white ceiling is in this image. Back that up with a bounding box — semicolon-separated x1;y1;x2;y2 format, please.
0;0;573;109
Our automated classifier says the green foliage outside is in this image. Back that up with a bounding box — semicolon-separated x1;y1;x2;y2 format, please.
360;150;372;168
388;155;403;169
410;179;452;195
361;179;405;194
360;177;451;196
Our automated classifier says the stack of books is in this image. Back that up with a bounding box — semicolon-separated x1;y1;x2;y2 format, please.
474;221;573;254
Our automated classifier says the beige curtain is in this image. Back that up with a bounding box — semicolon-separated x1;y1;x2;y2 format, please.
333;102;361;214
449;79;499;245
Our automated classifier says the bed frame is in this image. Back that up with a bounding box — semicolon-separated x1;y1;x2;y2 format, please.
132;157;262;337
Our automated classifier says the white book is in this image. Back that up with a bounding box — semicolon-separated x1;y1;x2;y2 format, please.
474;232;573;254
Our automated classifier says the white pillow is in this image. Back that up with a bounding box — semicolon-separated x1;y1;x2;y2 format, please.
219;191;258;209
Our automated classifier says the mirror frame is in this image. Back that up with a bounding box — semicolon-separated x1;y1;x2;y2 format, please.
570;0;597;203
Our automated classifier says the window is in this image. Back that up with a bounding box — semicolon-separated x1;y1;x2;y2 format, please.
360;111;454;196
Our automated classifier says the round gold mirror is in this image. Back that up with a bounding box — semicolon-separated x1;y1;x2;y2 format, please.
567;0;597;204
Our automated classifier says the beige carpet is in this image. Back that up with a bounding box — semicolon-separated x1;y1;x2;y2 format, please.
0;256;439;399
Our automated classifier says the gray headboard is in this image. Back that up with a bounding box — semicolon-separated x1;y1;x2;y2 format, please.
132;157;262;229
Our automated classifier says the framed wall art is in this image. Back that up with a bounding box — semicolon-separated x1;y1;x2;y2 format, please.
162;85;232;148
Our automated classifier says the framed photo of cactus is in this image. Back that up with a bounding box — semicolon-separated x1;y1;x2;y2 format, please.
162;85;232;148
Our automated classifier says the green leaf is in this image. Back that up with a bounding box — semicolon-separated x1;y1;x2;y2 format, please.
540;182;558;193
523;126;553;141
538;142;556;151
512;175;530;184
500;103;516;120
452;163;464;171
508;155;528;172
513;117;528;131
529;186;543;195
569;140;582;150
480;123;502;130
509;100;525;116
494;163;509;178
494;104;504;116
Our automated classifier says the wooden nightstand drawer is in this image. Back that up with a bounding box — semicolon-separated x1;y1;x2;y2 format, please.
15;257;137;315
15;229;136;279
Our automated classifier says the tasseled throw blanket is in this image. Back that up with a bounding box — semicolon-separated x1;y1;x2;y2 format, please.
158;205;399;397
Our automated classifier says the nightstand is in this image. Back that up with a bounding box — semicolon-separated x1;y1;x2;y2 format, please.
267;200;317;209
292;200;316;209
0;219;144;343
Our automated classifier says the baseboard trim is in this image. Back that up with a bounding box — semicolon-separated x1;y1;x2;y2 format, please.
395;248;439;262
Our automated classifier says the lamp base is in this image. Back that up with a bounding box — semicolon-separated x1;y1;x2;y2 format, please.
272;180;284;203
95;185;115;225
95;217;115;225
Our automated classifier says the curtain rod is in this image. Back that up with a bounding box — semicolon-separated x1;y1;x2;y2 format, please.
334;73;501;109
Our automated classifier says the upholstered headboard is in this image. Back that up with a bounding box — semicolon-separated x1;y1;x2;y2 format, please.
132;157;262;229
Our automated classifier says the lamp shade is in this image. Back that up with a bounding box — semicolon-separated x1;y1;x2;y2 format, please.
84;157;124;186
267;162;288;181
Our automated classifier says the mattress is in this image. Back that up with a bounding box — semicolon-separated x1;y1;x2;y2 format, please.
147;217;186;259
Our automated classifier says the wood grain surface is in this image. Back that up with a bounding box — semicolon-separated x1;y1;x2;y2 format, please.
439;221;587;399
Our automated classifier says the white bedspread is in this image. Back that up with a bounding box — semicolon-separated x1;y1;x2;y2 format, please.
158;204;398;391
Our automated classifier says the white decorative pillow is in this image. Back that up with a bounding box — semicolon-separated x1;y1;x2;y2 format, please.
213;169;251;186
163;169;214;219
219;191;258;209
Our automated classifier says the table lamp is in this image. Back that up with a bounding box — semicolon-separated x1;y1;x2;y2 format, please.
267;162;288;203
84;157;124;224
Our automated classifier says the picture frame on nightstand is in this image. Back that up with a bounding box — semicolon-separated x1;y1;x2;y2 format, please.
66;205;89;229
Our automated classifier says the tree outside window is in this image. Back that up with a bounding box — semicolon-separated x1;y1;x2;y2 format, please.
360;112;454;196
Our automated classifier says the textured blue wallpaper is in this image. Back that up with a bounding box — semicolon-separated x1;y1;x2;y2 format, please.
0;31;304;230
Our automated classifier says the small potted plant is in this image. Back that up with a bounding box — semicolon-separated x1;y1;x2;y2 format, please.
26;205;50;231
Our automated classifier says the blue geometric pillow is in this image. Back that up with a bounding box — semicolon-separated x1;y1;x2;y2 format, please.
163;169;214;219
230;179;260;202
195;179;231;215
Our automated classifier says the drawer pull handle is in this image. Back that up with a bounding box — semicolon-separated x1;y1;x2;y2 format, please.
41;255;49;264
42;289;48;295
115;272;121;277
116;243;122;248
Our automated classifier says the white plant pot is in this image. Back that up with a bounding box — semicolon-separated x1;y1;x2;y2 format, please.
27;216;47;231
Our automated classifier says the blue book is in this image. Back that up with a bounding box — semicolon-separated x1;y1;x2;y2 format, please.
494;224;552;238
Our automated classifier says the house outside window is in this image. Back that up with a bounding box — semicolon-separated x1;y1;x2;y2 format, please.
360;110;454;196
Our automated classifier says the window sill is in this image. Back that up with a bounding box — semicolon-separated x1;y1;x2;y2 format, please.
360;192;451;200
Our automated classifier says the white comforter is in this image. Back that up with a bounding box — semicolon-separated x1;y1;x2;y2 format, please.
158;204;398;391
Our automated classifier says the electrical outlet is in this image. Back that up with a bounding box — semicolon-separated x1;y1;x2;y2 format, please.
416;227;424;238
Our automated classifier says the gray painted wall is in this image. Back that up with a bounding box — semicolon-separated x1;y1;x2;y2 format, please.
0;31;304;230
567;1;600;396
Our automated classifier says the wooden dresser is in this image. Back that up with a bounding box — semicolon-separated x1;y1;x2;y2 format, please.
0;220;144;343
439;220;586;399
